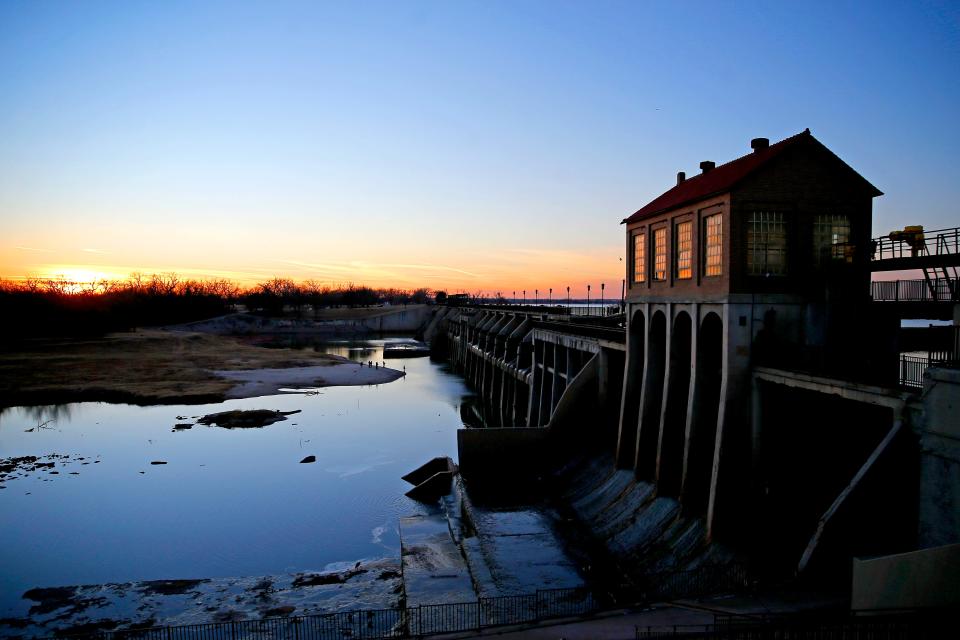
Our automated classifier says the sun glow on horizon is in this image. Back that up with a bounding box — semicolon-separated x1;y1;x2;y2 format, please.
37;267;127;285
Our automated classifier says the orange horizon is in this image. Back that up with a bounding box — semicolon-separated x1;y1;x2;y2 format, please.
0;264;628;299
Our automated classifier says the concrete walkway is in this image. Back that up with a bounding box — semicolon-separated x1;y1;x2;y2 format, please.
430;589;850;640
431;604;714;639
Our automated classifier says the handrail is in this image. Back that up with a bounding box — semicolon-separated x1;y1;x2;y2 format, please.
871;278;958;302
871;226;960;261
41;587;595;640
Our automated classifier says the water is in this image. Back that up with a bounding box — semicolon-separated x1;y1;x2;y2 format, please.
900;319;952;328
0;337;476;615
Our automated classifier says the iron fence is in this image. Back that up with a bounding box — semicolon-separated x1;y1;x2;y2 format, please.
930;325;960;366
44;587;595;640
900;354;928;389
637;611;943;639
901;326;960;389
871;278;958;302
622;563;751;603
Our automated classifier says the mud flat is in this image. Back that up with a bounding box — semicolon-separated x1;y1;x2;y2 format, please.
0;329;403;407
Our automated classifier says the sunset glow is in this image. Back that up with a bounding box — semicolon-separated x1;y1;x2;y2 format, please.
1;1;958;295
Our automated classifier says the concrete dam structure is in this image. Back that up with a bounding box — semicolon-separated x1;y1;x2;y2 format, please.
430;131;960;602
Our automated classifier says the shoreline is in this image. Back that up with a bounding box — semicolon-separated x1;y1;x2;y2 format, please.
0;558;404;638
0;329;404;409
217;362;405;399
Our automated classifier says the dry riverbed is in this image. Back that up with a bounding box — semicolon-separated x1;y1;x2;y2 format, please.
0;329;403;407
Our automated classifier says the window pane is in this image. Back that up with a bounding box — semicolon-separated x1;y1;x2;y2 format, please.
704;214;722;276
633;233;646;283
676;221;692;279
813;214;850;264
747;211;787;276
653;228;667;281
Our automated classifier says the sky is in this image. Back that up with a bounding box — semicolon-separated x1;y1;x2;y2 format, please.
1;0;958;295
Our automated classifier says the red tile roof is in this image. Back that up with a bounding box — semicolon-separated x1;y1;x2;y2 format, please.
622;129;882;224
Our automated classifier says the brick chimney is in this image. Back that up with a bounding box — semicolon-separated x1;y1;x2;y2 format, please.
699;161;715;173
751;137;770;152
677;171;686;185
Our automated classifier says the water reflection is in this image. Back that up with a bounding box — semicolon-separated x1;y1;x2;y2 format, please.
0;403;74;427
0;336;477;615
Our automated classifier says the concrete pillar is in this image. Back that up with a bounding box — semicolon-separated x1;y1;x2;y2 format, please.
706;302;753;541
617;305;646;469
528;339;544;427
550;344;566;419
657;308;692;498
598;346;610;410
679;303;700;504
682;310;725;516
636;307;667;480
538;342;554;426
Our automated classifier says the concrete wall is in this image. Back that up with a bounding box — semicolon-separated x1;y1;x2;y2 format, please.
350;305;434;333
851;543;960;610
456;427;550;482
917;367;960;548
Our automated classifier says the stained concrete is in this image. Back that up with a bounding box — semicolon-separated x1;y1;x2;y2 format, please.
557;453;734;582
449;477;584;600
461;508;584;597
399;513;476;605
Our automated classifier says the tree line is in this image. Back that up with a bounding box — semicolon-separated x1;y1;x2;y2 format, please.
0;274;435;339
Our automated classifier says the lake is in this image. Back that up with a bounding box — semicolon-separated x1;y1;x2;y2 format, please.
0;337;475;616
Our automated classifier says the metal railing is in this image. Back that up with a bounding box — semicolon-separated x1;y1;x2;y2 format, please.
533;319;627;343
45;587;595;640
871;226;960;261
567;304;624;317
637;610;944;639
900;326;960;389
610;563;752;609
871;278;958;302
900;354;929;389
631;564;751;602
931;325;960;365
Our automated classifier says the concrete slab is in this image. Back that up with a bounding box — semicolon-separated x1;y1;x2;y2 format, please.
460;507;584;598
400;514;476;606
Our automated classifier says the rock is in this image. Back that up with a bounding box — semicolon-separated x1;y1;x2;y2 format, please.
139;579;208;596
262;605;296;618
197;409;301;429
299;456;316;464
291;568;365;587
173;424;193;430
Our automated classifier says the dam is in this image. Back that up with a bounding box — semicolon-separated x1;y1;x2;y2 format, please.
430;131;960;607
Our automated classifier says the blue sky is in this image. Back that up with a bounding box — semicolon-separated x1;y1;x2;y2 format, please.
1;0;958;293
